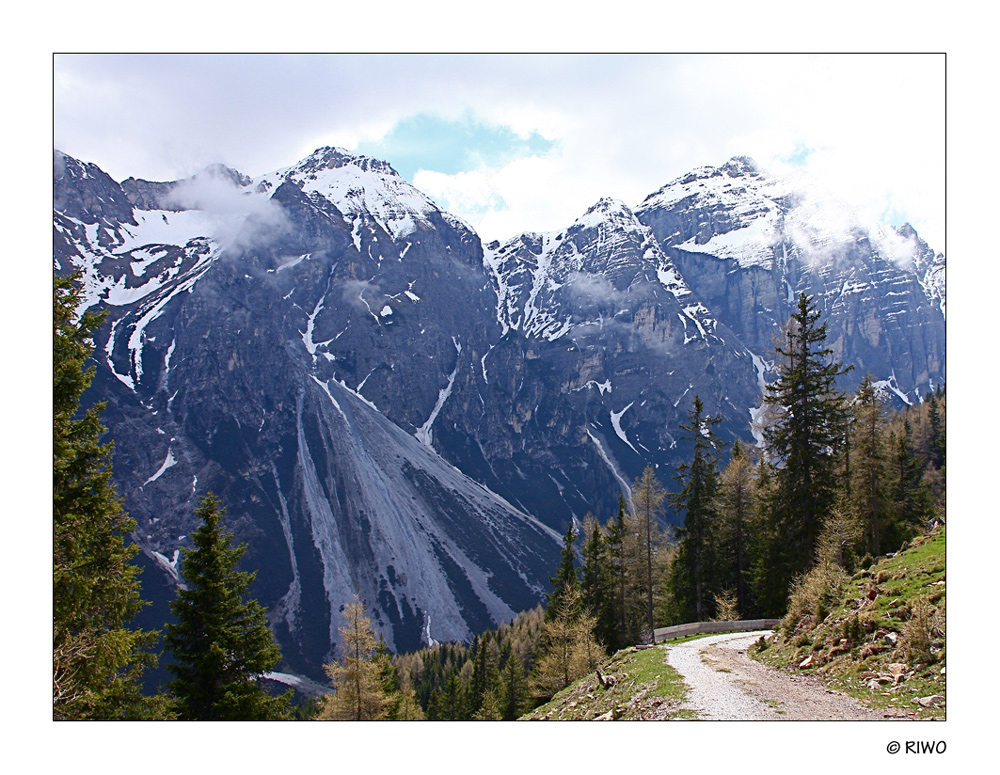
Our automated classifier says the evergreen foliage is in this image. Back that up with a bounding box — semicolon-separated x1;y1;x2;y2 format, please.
499;652;531;720
580;514;617;653
469;633;502;717
53;273;161;720
758;293;852;613
545;521;580;620
392;605;546;719
668;396;724;623
884;419;935;548
604;494;644;648
850;376;890;557
165;493;291;720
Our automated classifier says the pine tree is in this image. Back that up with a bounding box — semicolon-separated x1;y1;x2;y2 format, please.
746;455;793;616
545;521;580;620
469;634;502;717
440;670;470;720
885;419;935;547
668;396;723;623
851;376;889;556
53;273;161;719
165;493;291;720
606;493;645;648
926;393;945;470
580;514;617;653
499;652;531;720
761;293;851;606
317;595;391;720
606;496;628;645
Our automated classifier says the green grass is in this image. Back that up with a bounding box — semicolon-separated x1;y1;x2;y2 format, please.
752;528;946;719
521;646;691;720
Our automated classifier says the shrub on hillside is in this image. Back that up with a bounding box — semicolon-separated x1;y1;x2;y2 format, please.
899;599;944;664
780;561;850;639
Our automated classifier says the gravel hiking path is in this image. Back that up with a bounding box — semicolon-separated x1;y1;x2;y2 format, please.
663;631;890;720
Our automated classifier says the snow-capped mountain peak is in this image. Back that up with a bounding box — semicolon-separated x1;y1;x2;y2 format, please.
263;146;443;241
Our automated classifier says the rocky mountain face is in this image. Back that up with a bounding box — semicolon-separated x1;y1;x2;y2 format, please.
53;148;945;679
635;157;945;404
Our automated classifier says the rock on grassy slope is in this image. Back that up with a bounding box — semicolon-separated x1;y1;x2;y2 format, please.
750;527;946;719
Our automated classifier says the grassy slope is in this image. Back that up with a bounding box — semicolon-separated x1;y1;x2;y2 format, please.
751;527;946;719
521;645;695;720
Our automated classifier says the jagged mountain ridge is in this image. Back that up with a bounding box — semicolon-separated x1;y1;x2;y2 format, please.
53;146;945;679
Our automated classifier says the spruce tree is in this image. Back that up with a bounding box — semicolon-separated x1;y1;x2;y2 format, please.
668;396;723;623
469;634;501;717
761;293;851;608
440;671;470;720
580;514;617;653
885;420;935;547
545;521;580;620
851;376;889;556
165;493;291;720
926;393;945;470
499;652;530;720
53;273;161;719
606;493;644;648
746;456;786;616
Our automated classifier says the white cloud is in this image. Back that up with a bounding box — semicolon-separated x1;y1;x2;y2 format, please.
164;169;291;252
54;53;945;251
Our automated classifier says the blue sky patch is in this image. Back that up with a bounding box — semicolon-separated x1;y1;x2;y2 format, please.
780;143;815;167
357;112;556;182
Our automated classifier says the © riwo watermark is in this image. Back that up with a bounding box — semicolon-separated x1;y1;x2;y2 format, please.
887;741;946;755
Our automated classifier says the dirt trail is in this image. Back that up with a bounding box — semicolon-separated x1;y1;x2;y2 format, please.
664;631;892;720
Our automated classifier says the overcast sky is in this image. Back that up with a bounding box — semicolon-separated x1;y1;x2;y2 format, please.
54;53;945;249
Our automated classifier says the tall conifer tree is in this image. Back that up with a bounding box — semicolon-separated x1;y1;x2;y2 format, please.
851;376;889;556
580;514;617;653
500;652;530;721
53;273;160;719
761;293;851;609
531;586;603;701
885;419;935;547
165;493;291;720
668;396;724;622
545;521;580;620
